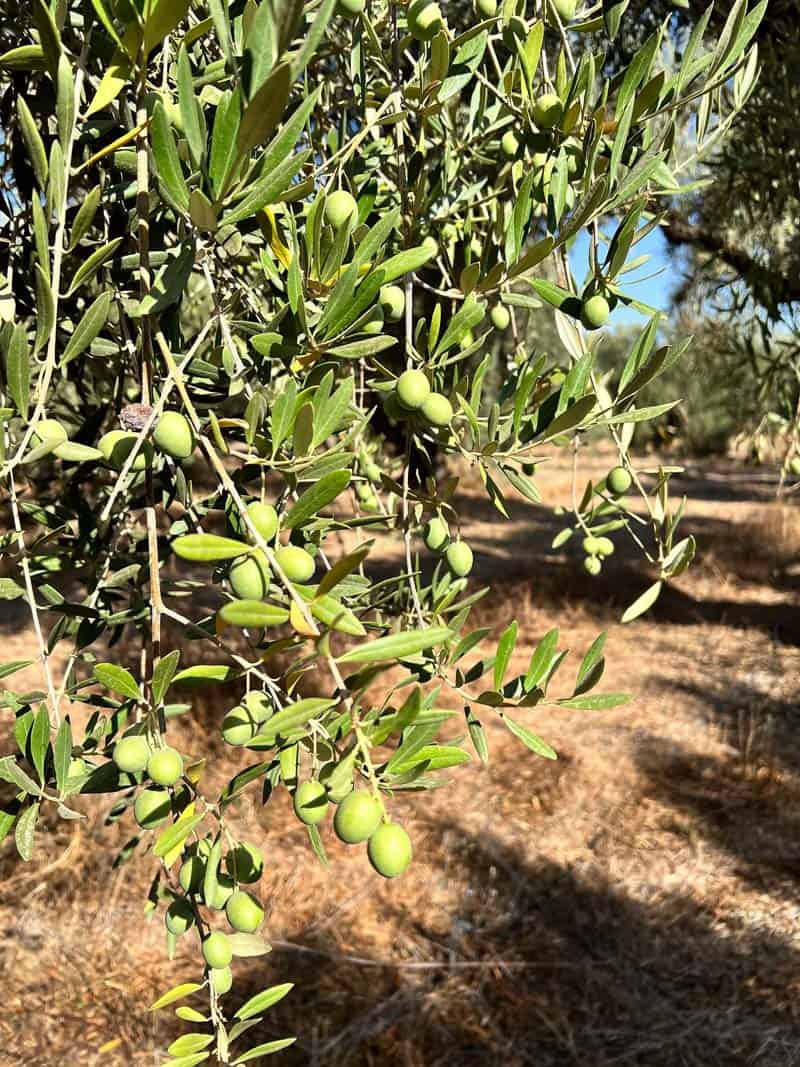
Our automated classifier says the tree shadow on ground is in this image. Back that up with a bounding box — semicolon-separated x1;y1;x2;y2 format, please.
635;734;800;908
212;824;800;1067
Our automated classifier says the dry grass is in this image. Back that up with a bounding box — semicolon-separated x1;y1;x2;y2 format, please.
2;448;800;1066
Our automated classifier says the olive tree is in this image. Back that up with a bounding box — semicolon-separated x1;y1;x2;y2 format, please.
0;0;762;1060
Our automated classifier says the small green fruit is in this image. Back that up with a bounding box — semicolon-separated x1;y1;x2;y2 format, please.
564;141;585;179
113;735;150;774
595;536;614;557
502;14;527;49
165;898;195;936
337;0;364;16
379;284;405;322
475;0;497;16
225;841;263;884
550;0;577;22
246;501;279;542
607;466;632;495
226;890;264;933
221;704;259;747
134;787;171;829
32;418;68;449
179;853;205;894
334;790;382;844
408;0;444;40
325;189;357;229
582;535;602;556
790;456;800;477
421;392;453;428
446;540;473;577
229;549;271;600
98;430;153;471
209;966;232;996
533;92;563;130
396;369;431;411
274;544;315;584
490;304;511;330
206;874;236;911
501;130;519;158
361;306;385;335
424;516;449;552
583;555;602;576
147;747;183;787
581;294;610;330
421;235;439;259
367;823;413;878
459;329;475;352
294;780;329;825
153;411;195;460
242;690;272;723
202;931;233;970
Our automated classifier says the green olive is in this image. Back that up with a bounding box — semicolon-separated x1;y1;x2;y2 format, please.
165;898;195;936
225;841;263;884
396;369;431;411
274;544;315;584
325;189;357;229
225;890;264;933
583;555;602;576
242;690;272;723
221;704;260;747
533;92;563;130
147;747;183;787
337;0;365;17
379;284;406;322
179;852;205;894
580;294;610;330
153;411;195;460
490;304;511;330
606;466;632;495
424;516;449;552
98;430;153;471
202;931;233;970
445;539;473;577
209;966;233;996
421;392;453;428
293;780;329;825
229;549;271;600
475;0;497;16
333;790;382;844
550;0;577;22
113;735;150;774
134;787;171;829
367;822;413;878
407;0;445;40
246;501;279;542
501;130;519;158
502;14;527;49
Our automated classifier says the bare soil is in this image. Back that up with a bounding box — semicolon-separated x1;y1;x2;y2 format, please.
2;448;799;1067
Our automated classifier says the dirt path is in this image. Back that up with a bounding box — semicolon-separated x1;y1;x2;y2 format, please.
2;449;799;1066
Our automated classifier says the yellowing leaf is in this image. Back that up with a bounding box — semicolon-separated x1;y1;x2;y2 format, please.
290;600;317;637
86;49;132;117
149;982;202;1012
257;208;292;269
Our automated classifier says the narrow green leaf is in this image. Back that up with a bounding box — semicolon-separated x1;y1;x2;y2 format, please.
6;324;30;418
94;662;142;701
172;534;248;562
16;96;48;188
151;99;190;211
60;291;113;367
621;579;662;623
235;983;294;1021
14;801;39;860
233;1038;296;1063
149;982;203;1012
504;716;557;760
285;471;351;529
337;627;452;665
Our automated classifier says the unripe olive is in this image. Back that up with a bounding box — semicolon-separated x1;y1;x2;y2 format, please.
319;762;354;804
134;787;171;829
246;501;279;542
533;92;563;130
242;690;272;723
229;549;271;600
153;411;195;460
583;555;602;576
98;430;153;471
179;853;205;893
459;329;475;352
550;0;577;22
367;822;413;878
113;735;150;774
582;535;602;556
607;466;632;496
225;841;263;884
421;392;453;428
408;0;444;40
32;418;68;449
475;0;497;16
379;284;405;322
337;0;364;16
594;536;614;557
274;544;315;584
325;189;357;229
424;516;449;552
502;14;527;49
226;890;264;933
165;898;195;936
446;539;474;577
202;931;233;970
396;369;431;411
790;456;800;477
333;790;382;844
361;306;385;335
294;780;329;825
581;294;610;330
501;130;519;158
490;304;511;330
147;747;183;787
383;390;405;422
206;874;236;911
209;966;233;996
221;704;260;747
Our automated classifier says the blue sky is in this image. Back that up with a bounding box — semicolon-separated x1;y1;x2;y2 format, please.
568;226;684;328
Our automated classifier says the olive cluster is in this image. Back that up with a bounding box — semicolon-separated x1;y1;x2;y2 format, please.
384;368;453;430
423;514;474;577
581;466;632;575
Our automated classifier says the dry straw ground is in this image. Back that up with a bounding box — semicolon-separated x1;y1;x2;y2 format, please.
2;447;799;1066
